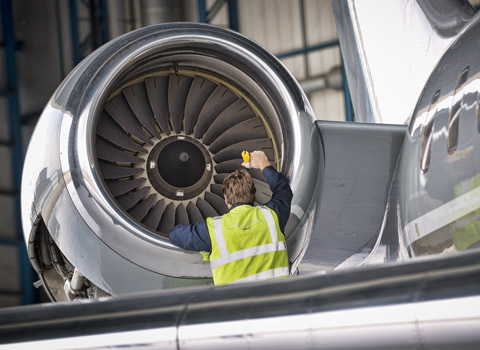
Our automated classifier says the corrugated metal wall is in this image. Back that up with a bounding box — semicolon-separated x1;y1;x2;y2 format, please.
210;0;345;121
0;0;343;308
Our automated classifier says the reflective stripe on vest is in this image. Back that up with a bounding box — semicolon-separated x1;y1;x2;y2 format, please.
211;206;285;269
208;205;289;285
210;241;288;270
228;266;290;285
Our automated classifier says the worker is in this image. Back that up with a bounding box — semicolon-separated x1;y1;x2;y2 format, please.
169;150;293;286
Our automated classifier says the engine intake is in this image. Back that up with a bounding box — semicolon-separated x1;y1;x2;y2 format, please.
21;23;323;299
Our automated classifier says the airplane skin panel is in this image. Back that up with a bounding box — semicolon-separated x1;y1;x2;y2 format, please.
398;11;480;257
1;249;480;349
300;121;406;273
332;0;475;124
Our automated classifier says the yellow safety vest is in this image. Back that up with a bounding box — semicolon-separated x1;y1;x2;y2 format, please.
206;205;290;286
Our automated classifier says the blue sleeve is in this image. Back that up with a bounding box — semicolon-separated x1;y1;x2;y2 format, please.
262;166;293;233
169;221;211;252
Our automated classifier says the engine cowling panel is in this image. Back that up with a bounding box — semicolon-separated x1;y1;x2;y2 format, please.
21;23;323;300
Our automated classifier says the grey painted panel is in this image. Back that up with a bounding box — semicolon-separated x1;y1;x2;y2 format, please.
0;146;13;191
300;121;406;273
14;0;62;117
0;100;9;142
1;249;480;347
0;295;21;309
0;245;20;292
0;195;16;238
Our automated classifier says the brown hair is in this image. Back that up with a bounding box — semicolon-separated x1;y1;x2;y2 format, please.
223;169;256;206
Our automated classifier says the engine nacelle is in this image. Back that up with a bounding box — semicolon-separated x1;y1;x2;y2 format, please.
21;23;323;300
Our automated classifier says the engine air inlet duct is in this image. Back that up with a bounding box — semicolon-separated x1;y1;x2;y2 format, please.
21;23;322;296
98;71;277;235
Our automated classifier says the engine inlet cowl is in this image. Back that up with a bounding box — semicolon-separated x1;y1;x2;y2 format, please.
22;23;323;296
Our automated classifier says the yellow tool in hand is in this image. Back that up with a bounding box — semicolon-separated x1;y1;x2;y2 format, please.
242;150;250;168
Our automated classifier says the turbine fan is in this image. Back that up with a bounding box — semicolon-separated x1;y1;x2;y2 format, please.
96;71;277;237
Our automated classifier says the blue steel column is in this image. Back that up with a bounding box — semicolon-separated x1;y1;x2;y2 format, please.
198;0;238;31
197;0;207;23
275;40;339;59
69;0;81;65
99;0;110;44
299;0;309;79
54;0;67;79
0;0;34;305
70;0;110;67
226;0;238;31
341;59;354;122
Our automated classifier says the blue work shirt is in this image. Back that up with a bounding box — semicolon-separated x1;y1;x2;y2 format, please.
169;166;293;252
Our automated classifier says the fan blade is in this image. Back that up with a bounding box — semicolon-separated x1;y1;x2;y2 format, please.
210;184;224;198
196;197;217;219
213;138;274;164
253;179;272;205
116;187;150;210
175;203;189;225
104;94;153;145
96;137;144;163
145;76;171;135
209;117;268;154
168;74;193;133
186;202;204;224
203;100;255;145
98;161;143;179
97;111;148;153
214;159;243;174
249;168;268;182
194;86;237;138
184;77;217;135
215;163;269;183
214;173;227;184
158;202;175;234
129;194;157;222
124;83;162;139
205;192;228;215
142;199;165;230
106;177;146;196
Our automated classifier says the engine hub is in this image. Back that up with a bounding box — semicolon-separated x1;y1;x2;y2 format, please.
147;136;213;201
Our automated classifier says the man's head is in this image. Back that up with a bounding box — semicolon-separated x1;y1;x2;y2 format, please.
223;169;256;208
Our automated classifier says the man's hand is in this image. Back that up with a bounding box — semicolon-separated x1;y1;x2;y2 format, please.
243;150;271;171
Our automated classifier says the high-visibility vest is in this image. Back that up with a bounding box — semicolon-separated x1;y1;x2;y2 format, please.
206;205;290;286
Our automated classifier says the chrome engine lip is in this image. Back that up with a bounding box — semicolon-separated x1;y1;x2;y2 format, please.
57;23;319;277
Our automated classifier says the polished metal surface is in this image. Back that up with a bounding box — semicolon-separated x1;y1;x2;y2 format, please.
1;249;480;349
398;11;480;257
418;0;476;37
21;23;322;298
299;121;406;274
332;0;476;124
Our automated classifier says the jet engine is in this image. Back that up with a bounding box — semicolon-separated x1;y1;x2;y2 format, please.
21;23;322;301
